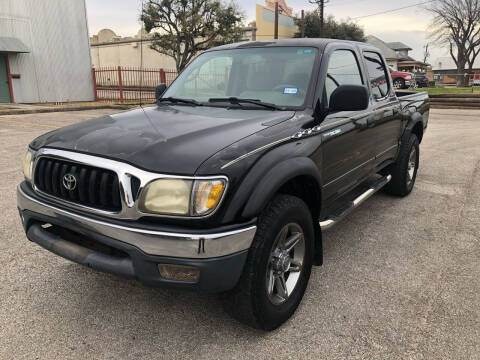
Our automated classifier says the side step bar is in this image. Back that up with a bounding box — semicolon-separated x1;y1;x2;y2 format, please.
319;175;392;230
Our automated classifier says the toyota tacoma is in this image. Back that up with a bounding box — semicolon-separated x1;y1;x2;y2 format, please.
18;39;429;330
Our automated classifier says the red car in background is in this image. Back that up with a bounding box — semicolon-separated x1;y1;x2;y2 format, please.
389;67;413;89
469;71;480;86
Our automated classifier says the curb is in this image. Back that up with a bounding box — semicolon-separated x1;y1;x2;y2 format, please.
0;104;133;116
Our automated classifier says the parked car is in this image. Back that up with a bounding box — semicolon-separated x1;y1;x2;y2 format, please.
469;71;480;86
389;67;413;89
414;72;430;88
18;39;429;330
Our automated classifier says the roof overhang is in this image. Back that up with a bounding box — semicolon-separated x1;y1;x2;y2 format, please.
398;60;428;66
0;37;30;53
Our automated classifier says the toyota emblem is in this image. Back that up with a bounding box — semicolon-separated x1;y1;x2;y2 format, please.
62;173;77;191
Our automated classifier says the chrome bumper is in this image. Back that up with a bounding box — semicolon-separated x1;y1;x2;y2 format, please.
17;185;256;259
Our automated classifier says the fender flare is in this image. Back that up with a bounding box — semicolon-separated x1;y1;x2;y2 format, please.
241;157;322;219
240;156;324;265
402;112;424;143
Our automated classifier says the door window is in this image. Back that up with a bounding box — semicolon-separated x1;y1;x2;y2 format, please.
325;50;363;105
363;52;390;99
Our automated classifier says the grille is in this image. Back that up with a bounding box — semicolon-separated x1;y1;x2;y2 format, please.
34;157;122;212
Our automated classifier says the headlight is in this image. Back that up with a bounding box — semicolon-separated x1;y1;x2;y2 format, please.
406;75;412;80
139;178;226;217
139;178;192;215
23;149;34;182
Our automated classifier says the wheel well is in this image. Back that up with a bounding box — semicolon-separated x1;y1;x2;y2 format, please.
277;175;323;266
412;121;424;143
277;175;321;220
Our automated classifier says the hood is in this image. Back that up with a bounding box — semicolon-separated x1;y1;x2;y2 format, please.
31;105;295;174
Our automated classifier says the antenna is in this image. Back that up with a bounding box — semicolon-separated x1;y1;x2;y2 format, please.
139;0;145;105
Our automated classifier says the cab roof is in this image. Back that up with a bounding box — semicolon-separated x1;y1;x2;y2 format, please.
209;38;380;53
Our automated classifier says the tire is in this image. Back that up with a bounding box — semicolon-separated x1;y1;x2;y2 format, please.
393;78;405;89
383;134;419;196
222;194;314;330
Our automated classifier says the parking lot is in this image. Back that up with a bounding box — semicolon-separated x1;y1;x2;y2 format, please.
0;108;479;359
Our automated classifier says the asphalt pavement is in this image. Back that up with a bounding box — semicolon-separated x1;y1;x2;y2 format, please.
0;108;479;359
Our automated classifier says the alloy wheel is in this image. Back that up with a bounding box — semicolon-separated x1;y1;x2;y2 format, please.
407;146;417;186
266;223;305;305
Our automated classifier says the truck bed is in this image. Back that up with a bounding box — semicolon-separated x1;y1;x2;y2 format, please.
395;91;429;127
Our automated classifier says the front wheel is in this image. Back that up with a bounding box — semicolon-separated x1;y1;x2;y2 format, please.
393;78;405;89
222;195;314;330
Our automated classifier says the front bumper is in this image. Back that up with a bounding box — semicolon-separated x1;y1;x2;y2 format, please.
17;183;256;292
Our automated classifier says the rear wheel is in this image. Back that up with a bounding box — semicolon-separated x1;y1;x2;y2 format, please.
383;134;419;196
222;195;314;330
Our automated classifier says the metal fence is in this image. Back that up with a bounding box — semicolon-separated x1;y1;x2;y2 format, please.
92;67;178;102
433;72;480;87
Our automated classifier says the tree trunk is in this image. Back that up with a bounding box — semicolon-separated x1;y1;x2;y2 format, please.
456;53;467;87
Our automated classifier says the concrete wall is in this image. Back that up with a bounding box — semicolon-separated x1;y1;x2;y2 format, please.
0;0;94;103
90;33;177;70
90;27;256;70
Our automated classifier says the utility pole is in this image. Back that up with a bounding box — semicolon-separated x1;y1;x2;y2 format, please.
319;0;324;38
301;10;305;38
309;0;328;38
274;2;279;39
274;1;279;39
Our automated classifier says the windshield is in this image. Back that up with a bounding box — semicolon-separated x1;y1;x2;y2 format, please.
163;47;318;108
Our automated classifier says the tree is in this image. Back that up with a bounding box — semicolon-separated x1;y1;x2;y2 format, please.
141;0;244;72
294;12;365;42
426;0;480;86
423;43;430;64
308;0;329;37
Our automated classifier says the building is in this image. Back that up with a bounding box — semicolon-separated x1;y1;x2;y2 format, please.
365;35;399;69
255;0;297;40
366;35;429;73
432;56;480;85
90;27;256;70
90;29;176;69
90;29;180;69
0;0;94;103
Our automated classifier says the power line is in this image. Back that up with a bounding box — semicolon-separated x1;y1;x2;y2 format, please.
325;0;369;8
352;0;435;20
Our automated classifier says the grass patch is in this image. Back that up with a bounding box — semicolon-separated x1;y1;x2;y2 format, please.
412;87;480;94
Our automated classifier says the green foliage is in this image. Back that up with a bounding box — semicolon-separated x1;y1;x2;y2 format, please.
295;12;365;42
141;0;244;72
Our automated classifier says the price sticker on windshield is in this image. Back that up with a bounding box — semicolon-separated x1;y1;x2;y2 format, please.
283;87;299;95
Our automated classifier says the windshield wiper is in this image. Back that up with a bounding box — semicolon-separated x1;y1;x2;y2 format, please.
208;97;285;110
158;97;202;106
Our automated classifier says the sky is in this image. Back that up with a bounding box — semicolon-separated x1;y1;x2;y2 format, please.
85;0;448;65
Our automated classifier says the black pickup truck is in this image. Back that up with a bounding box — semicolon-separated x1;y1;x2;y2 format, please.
18;39;429;330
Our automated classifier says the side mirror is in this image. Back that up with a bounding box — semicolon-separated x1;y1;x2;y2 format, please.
329;85;369;112
155;83;167;101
